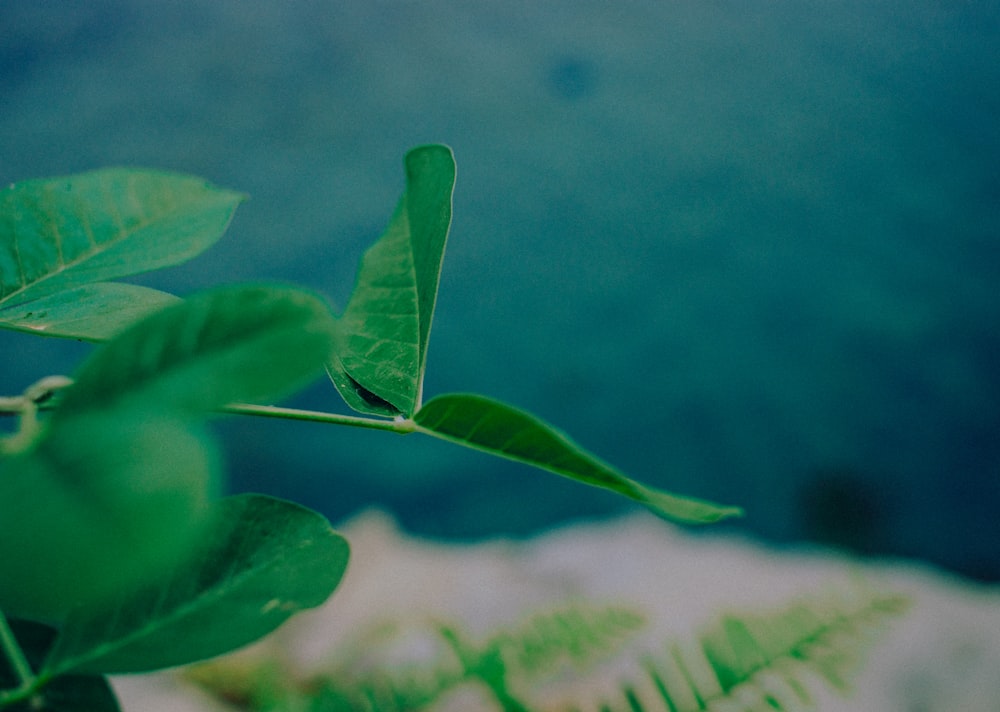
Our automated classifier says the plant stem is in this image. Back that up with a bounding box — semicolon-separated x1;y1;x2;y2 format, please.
0;403;43;457
221;403;417;433
0;612;37;704
6;397;418;434
3;376;417;435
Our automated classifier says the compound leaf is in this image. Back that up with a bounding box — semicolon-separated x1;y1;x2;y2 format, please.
0;168;242;312
328;144;455;417
413;393;742;524
52;284;337;421
42;494;350;676
0;283;180;341
618;592;912;712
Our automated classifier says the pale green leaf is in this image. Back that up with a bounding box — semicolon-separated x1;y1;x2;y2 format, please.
0;283;180;341
42;494;350;676
413;394;742;524
328;144;456;417
52;284;337;421
0;168;242;312
0;413;218;623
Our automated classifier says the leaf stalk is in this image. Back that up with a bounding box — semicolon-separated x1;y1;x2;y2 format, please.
0;612;40;706
221;403;416;433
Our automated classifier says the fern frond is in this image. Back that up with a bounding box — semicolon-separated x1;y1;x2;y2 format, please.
578;591;910;712
185;590;908;712
497;605;648;679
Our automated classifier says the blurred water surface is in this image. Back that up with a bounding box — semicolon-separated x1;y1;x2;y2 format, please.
2;1;998;578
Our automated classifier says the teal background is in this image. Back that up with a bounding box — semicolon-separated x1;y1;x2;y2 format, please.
2;2;998;578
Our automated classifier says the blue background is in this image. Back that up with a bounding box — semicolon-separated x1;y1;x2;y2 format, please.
2;1;998;578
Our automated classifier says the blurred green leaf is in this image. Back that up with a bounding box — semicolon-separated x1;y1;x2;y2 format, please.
0;283;335;622
0;168;242;313
0;283;179;341
0;414;217;623
0;620;119;712
328;144;455;417
42;494;349;676
53;284;338;420
413;394;742;524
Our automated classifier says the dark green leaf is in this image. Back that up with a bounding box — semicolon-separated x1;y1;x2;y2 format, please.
328;144;455;417
0;413;218;623
53;284;338;420
0;168;242;312
0;283;180;341
413;394;742;524
0;620;119;712
42;494;350;676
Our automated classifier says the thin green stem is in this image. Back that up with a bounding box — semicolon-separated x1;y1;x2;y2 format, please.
0;399;26;415
5;396;419;434
0;612;37;705
221;403;417;433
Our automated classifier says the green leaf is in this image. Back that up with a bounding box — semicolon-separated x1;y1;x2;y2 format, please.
52;284;338;421
0;283;180;341
42;494;350;676
0;620;119;712
0;168;242;313
0;413;218;623
412;394;742;524
328;144;456;417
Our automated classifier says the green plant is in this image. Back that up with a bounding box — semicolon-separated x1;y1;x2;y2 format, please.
0;145;748;710
187;603;650;712
183;592;909;712
595;590;909;712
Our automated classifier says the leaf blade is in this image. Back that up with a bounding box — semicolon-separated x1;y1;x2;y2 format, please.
413;393;742;524
42;494;350;676
328;144;456;417
0;283;180;341
0;168;242;310
0;413;218;623
52;283;338;421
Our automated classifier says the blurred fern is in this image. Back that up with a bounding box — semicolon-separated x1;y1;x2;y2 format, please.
498;606;648;680
574;591;910;712
188;589;908;712
295;604;646;712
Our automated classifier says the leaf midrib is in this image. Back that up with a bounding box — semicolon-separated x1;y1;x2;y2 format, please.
1;177;201;308
45;547;280;676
